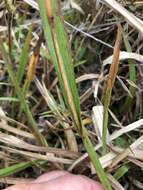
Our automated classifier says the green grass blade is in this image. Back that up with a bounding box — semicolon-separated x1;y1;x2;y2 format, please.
114;164;130;180
0;97;19;102
37;1;112;189
122;32;136;112
83;129;112;190
0;162;32;178
16;27;32;83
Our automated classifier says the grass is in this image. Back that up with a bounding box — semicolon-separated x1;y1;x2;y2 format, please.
38;1;111;189
102;25;122;153
0;0;143;189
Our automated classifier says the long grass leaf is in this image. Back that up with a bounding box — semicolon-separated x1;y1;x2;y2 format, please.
0;162;32;178
38;0;82;133
83;130;112;190
16;27;32;83
102;25;122;153
122;32;136;112
0;97;19;102
38;1;112;189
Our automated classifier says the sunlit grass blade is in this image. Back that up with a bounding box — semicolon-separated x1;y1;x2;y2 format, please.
102;25;122;153
37;1;112;189
0;39;47;146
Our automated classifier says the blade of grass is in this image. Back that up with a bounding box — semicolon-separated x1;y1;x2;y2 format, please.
0;97;19;102
11;27;32;118
4;0;15;57
114;164;130;180
38;1;112;189
0;160;47;178
38;0;82;134
103;0;143;34
0;162;32;178
121;32;136;112
83;129;112;190
16;26;32;83
102;25;122;153
17;33;43;119
0;39;47;146
23;32;43;94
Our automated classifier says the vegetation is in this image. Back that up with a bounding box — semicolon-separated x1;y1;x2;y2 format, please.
0;0;143;189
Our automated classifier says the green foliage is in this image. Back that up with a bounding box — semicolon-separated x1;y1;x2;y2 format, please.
0;162;32;178
114;164;130;180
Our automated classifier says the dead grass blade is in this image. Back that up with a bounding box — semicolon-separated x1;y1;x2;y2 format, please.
23;33;43;94
102;25;122;153
103;51;143;66
0;122;35;139
0;132;78;158
0;177;33;185
103;0;143;34
2;146;73;164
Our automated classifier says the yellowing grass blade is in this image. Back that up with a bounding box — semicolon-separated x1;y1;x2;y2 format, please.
23;33;43;94
102;25;122;153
